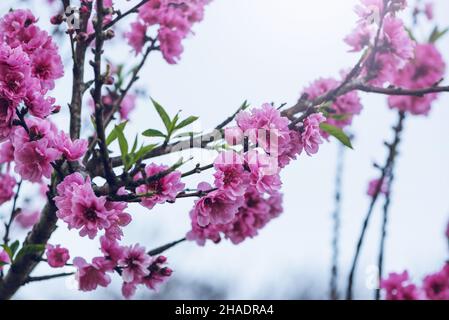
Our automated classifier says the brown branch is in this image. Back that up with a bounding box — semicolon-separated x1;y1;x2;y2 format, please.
346;111;406;300
69;2;92;139
148;238;186;256
24;272;75;285
85;0;151;44
91;0;117;187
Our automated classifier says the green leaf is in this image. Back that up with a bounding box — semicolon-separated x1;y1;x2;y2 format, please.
169;112;180;135
142;129;166;138
151;98;171;132
131;135;139;155
9;240;20;258
429;26;449;43
175;116;199;130
114;125;129;169
106;121;128;146
132;144;157;163
14;244;45;262
0;261;8;267
319;123;353;149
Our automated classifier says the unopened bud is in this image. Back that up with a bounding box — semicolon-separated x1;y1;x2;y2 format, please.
50;14;64;25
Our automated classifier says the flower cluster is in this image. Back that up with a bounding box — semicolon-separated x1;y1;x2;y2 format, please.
73;237;171;299
345;0;415;84
0;9;63;141
10;119;87;182
382;263;449;300
388;43;446;115
302;77;362;134
135;163;185;210
125;0;211;63
54;173;131;240
187;186;283;245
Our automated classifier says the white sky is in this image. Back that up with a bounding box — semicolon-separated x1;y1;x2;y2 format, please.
1;0;449;299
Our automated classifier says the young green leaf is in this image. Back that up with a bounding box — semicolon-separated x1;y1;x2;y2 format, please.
9;240;20;258
151;98;171;131
142;129;166;138
114;125;129;169
319;123;353;149
14;244;45;262
175;116;199;130
131;135;139;155
106;121;128;146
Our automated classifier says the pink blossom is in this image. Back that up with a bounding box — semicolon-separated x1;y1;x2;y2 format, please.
100;236;125;269
367;178;389;197
388;44;445;115
224;126;244;146
192;182;244;227
424;3;433;20
118;244;152;284
213;151;250;200
14;139;60;182
0;250;10;270
381;271;420;300
187;187;283;246
125;21;148;55
223;188;283;245
30;47;64;90
245;150;282;194
135;163;185;209
53;131;88;161
302;77;362;132
119;94;137;121
55;173;131;240
73;257;111;292
423;264;449;300
301;113;326;156
15;210;40;229
45;244;70;268
128;0;211;64
235;103;300;168
142;255;172;291
0;141;14;164
0;173;15;205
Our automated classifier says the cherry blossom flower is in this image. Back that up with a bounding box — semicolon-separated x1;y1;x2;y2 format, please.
301;113;326;156
73;257;112;292
0;173;16;205
422;264;449;300
381;271;420;300
14;210;40;229
192;182;244;227
0;250;10;270
119;244;152;284
367;178;389;197
303;77;362;133
135;163;185;210
388;43;446;115
213;151;250;200
45;244;70;268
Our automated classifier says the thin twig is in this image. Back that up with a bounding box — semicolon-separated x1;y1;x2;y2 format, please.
24;272;75;285
346;111;406;300
148;238;186;256
3;181;23;246
330;145;345;300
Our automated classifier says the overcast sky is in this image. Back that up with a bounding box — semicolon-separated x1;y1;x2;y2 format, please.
1;0;449;299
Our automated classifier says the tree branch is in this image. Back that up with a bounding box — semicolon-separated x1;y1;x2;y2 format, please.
346;111;406;300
